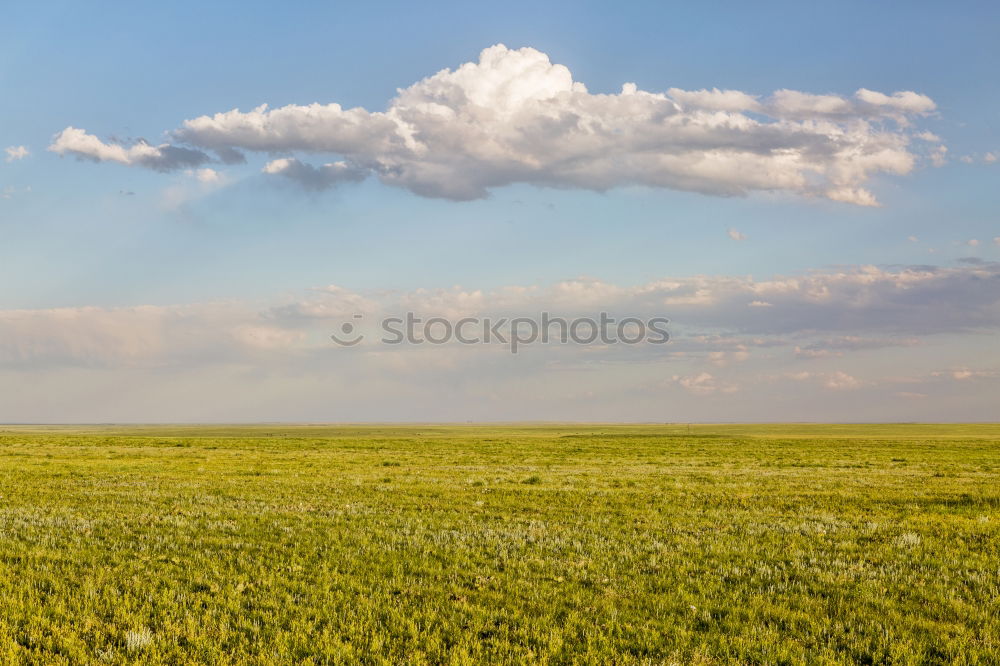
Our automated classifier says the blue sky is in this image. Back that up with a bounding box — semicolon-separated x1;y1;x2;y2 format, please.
1;1;998;421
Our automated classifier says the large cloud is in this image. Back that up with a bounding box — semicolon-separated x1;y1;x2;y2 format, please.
50;45;937;205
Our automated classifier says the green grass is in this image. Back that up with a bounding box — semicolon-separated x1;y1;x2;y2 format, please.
0;424;997;664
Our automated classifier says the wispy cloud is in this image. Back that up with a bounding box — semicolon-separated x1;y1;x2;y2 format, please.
3;261;998;370
49;127;209;171
4;145;29;162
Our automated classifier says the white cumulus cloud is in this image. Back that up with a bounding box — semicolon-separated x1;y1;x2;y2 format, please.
51;44;937;206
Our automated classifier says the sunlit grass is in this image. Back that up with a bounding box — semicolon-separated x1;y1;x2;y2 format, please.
0;424;997;663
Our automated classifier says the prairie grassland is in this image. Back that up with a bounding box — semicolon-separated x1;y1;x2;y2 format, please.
0;424;998;664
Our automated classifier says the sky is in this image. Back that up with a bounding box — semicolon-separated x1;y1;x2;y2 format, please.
1;1;999;422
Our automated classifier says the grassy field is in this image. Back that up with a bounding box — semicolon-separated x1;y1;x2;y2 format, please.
0;424;998;664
